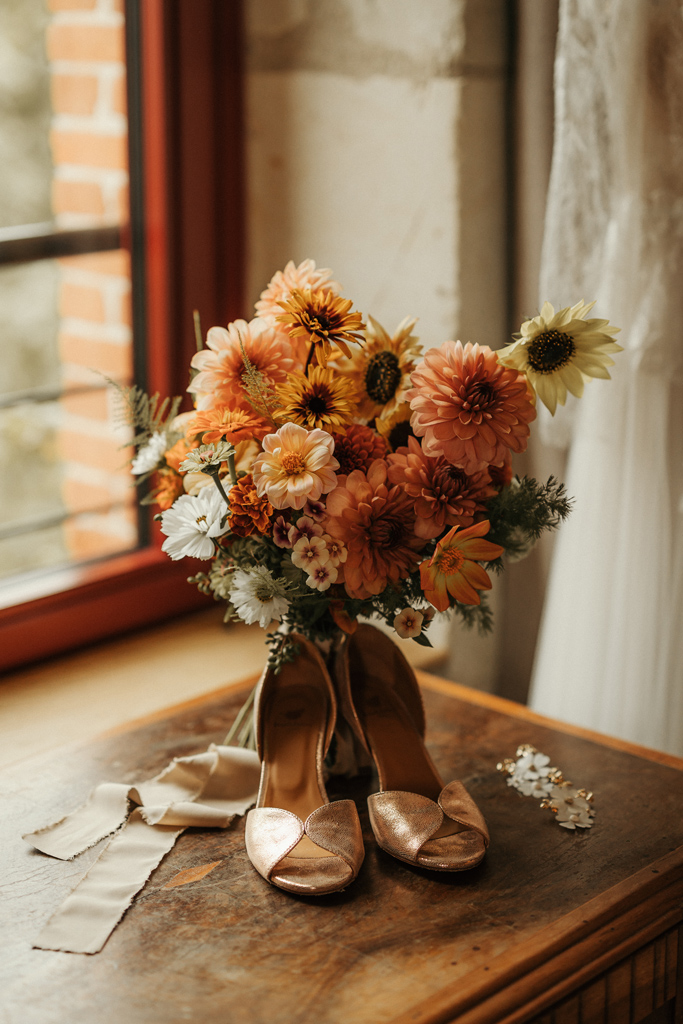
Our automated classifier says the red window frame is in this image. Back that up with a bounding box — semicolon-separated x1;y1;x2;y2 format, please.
0;0;245;673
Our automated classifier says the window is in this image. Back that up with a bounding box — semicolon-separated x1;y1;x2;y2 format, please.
0;0;244;672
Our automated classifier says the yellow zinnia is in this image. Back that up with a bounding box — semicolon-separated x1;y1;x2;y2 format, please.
276;288;365;368
344;315;421;421
274;366;358;431
498;300;622;415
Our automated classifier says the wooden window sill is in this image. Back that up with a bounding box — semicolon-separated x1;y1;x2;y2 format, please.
0;609;448;770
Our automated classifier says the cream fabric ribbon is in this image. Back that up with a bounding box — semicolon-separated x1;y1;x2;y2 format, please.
24;744;261;954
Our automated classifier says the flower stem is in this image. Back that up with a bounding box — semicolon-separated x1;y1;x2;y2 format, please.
223;685;256;747
227;452;237;485
304;340;315;375
209;469;232;507
193;309;203;351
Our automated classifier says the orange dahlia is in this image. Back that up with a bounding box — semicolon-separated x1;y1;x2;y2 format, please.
330;424;388;476
387;436;495;539
188;318;294;412
187;405;271;445
420;520;503;611
324;459;424;599
276;288;365;368
406;341;536;474
228;473;275;537
255;259;340;324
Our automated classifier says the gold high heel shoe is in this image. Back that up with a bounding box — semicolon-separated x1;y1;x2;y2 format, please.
334;624;489;871
245;635;364;895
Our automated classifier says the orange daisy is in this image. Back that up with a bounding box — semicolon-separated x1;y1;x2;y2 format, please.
420;521;503;611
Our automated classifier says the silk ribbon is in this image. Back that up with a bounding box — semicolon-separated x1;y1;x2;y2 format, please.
23;744;261;954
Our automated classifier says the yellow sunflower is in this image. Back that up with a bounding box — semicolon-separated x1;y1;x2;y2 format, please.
274;366;358;431
375;402;415;451
344;315;421;421
498;300;622;415
276;288;365;368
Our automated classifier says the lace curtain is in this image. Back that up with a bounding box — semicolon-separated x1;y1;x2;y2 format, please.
528;0;683;755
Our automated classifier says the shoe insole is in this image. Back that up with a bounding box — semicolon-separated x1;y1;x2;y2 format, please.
262;681;334;860
352;657;466;840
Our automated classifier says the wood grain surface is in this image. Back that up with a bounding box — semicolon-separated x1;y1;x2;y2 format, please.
2;672;682;1024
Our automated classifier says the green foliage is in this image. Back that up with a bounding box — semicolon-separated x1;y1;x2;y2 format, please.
265;632;301;673
486;475;573;561
107;377;183;449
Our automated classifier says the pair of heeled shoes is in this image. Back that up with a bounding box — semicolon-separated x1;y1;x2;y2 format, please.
244;624;489;896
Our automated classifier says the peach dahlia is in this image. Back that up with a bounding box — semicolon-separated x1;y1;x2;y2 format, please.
188;318;294;412
252;422;339;511
406;341;536;474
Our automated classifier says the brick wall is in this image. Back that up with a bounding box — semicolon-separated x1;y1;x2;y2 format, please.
48;0;137;561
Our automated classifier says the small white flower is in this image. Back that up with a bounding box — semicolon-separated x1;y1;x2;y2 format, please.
288;515;324;545
323;535;347;567
506;751;555;797
179;441;235;473
230;567;290;627
160;487;229;560
306;562;338;591
547;786;595;829
131;432;168;475
393;607;424;639
291;535;329;571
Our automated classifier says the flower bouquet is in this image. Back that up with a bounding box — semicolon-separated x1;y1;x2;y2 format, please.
120;260;620;742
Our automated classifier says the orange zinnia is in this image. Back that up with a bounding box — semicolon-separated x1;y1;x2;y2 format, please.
187;405;271;445
420;520;503;611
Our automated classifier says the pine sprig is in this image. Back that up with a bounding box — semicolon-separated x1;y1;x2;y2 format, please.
108;377;183;448
486;475;573;558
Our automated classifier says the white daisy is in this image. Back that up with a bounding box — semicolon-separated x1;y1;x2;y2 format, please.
131;432;168;475
160;487;230;560
230;567;290;627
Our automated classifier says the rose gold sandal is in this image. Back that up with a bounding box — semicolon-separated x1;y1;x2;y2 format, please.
245;635;364;895
334;624;489;871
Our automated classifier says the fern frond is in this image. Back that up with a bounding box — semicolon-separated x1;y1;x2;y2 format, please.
238;338;278;423
107;377;183;447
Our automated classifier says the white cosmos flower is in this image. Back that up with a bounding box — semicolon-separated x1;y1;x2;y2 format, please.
230;567;290;627
131;431;168;475
160;486;230;560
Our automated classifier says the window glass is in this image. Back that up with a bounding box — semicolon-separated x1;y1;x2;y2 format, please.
0;0;137;586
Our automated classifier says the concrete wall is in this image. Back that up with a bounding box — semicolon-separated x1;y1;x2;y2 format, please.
244;0;512;686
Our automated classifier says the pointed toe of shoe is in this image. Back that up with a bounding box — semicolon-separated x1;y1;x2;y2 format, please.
271;855;355;895
416;829;487;872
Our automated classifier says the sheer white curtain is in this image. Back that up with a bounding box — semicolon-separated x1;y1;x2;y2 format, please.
529;0;683;755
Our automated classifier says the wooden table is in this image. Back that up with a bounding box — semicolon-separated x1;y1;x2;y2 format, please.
2;671;682;1024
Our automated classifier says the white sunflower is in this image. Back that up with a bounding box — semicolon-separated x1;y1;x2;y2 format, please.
498;300;622;415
